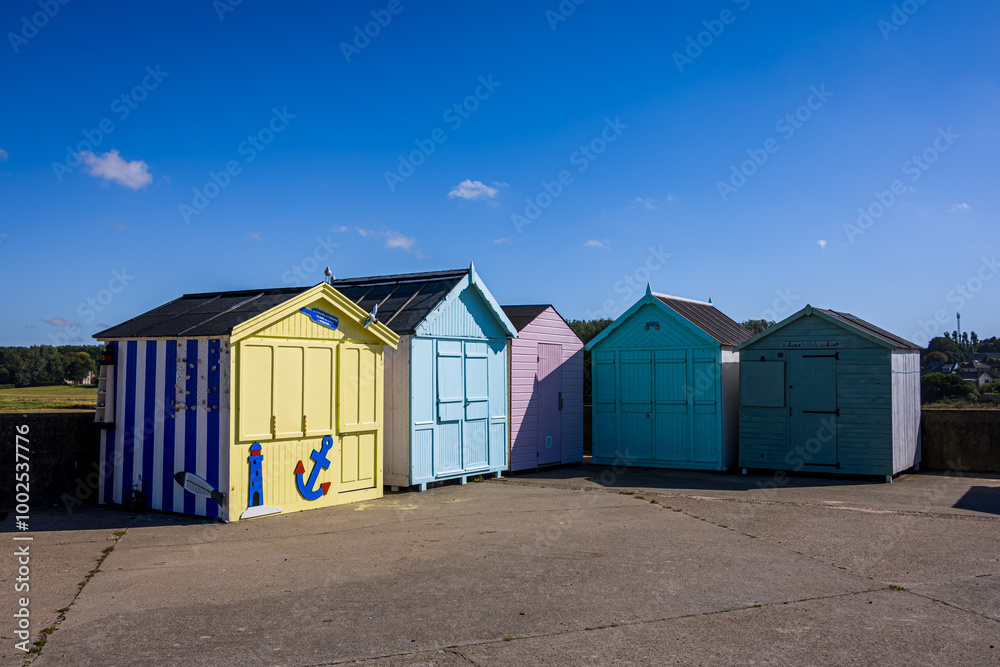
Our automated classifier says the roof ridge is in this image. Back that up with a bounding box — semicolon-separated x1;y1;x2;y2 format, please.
331;268;468;286
653;293;713;306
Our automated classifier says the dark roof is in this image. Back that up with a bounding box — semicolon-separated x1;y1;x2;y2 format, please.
330;269;467;335
817;309;921;350
95;287;309;339
655;295;752;347
501;305;550;332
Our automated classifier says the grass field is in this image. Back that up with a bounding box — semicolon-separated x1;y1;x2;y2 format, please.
0;385;98;413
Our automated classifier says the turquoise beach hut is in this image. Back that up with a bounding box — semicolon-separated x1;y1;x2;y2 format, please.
584;287;750;471
332;265;518;490
735;305;921;481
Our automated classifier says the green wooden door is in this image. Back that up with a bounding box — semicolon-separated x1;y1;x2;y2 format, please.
789;352;838;466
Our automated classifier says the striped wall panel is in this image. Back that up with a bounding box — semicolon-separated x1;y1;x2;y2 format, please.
99;337;230;518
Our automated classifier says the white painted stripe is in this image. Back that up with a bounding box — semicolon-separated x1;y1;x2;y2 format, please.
151;340;166;511
113;345;127;505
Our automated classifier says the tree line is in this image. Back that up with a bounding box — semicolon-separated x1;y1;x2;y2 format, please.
922;333;1000;364
0;345;104;387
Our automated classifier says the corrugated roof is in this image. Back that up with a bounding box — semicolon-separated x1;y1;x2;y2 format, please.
331;269;468;335
501;305;550;332
817;309;921;350
654;295;752;347
95;287;309;339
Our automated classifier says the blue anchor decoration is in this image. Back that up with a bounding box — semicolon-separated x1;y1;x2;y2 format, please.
295;435;333;500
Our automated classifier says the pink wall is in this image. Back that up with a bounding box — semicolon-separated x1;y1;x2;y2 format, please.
509;307;584;471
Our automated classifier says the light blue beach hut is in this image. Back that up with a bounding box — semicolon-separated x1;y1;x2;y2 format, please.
736;305;921;481
584;287;750;471
332;265;518;490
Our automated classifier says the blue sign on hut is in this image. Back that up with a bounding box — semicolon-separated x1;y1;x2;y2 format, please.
735;305;921;481
584;287;751;470
332;265;518;490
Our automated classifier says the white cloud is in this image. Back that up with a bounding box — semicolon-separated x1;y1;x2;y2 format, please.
332;225;349;233
384;231;416;252
79;150;152;189
448;179;505;203
0;149;7;161
816;239;827;249
248;231;262;241
44;317;80;328
632;195;675;210
357;228;425;257
950;202;971;212
493;237;510;244
584;239;609;249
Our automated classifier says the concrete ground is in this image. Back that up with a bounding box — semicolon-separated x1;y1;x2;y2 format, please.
2;465;999;666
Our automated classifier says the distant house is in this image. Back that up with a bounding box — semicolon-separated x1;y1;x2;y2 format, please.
922;362;946;375
957;370;993;387
967;352;1000;365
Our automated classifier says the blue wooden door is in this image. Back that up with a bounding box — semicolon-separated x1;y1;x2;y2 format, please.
435;341;465;475
537;343;563;466
789;352;838;466
463;342;489;470
434;339;490;476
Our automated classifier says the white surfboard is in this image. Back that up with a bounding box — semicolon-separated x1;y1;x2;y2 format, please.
240;505;283;520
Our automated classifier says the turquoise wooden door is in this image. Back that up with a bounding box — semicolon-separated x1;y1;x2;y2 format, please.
789;352;838;466
653;350;690;462
620;351;653;460
592;350;617;456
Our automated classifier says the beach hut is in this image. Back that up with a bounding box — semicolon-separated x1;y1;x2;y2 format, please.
331;265;518;490
502;305;584;472
736;305;921;481
93;283;398;521
584;287;750;470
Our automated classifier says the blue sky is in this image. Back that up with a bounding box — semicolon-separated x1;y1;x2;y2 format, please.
2;0;998;347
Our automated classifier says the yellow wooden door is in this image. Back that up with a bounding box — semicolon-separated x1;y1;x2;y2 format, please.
338;344;380;491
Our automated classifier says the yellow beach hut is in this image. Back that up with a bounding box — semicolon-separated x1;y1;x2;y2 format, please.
93;282;398;521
